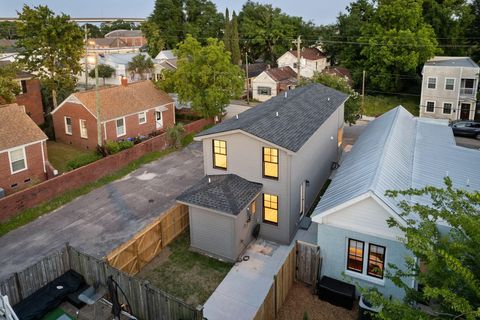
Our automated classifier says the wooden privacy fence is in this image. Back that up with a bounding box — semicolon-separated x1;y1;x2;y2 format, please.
106;204;189;275
254;240;321;320
0;244;203;320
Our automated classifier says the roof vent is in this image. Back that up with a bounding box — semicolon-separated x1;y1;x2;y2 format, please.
446;171;449;177
208;177;211;183
284;91;288;98
467;178;470;187
276;111;279;117
327;97;330;101
235;114;239;120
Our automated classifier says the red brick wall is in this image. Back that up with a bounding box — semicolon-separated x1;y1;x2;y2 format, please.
15;79;44;125
0;141;47;194
0;118;212;222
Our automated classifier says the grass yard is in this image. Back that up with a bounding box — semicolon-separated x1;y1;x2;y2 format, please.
47;141;96;173
363;95;419;117
138;231;232;306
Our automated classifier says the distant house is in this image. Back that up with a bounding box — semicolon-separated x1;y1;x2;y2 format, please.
312;106;480;300
104;30;147;47
51;80;175;150
0;104;48;195
87;37;138;54
0;61;44;125
96;52;154;85
321;66;353;87
153;50;178;81
420;56;480;121
242;62;269;96
277;47;329;78
177;84;348;262
252;66;297;102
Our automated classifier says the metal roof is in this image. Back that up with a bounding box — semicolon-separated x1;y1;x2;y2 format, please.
100;52;151;65
196;83;349;152
424;56;479;68
312;106;480;221
176;174;263;216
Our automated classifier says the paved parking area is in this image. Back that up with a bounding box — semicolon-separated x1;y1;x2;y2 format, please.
455;136;480;149
0;143;204;280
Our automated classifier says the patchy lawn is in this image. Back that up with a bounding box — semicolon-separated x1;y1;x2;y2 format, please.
137;231;232;306
47;141;96;173
363;95;419;117
277;282;357;320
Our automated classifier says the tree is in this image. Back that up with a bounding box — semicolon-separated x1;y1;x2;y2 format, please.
163;35;243;118
0;21;18;39
0;63;20;103
230;11;241;65
127;54;154;80
468;0;480;62
141;21;165;58
166;123;186;148
100;19;139;35
365;177;480;319
305;73;360;124
89;64;115;85
359;0;439;92
84;23;103;38
223;8;232;53
148;0;184;49
184;0;223;42
16;5;84;110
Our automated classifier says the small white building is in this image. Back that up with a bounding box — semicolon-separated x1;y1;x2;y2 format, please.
277;47;329;79
420;56;480;121
251;66;297;102
153;50;178;81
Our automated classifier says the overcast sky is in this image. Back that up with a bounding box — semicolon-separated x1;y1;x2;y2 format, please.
0;0;351;25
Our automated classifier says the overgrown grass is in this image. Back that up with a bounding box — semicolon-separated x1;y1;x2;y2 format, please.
363;95;419;117
140;231;232;306
47;141;97;173
0;148;176;237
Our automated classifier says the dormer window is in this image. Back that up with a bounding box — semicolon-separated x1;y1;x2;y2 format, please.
213;139;227;169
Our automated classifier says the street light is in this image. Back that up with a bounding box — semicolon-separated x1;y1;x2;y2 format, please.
87;52;103;147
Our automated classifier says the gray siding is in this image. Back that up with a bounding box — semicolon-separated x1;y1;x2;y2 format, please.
234;197;259;258
317;223;413;300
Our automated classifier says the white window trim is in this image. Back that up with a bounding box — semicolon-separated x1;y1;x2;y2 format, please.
443;102;453;115
427;77;437;89
344;238;386;286
138;111;147;124
425;100;435;113
8;147;27;175
116;117;126;137
79;119;88;139
64;116;72;135
445;78;455;91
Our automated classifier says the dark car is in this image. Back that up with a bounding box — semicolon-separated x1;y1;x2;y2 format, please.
449;120;480;139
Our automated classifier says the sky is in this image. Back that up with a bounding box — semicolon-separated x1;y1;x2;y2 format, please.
0;0;351;25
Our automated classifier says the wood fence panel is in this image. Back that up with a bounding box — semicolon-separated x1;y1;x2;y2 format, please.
0;275;21;306
296;240;320;288
254;282;275;320
275;245;296;315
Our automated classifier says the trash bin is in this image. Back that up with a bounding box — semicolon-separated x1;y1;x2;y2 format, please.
358;294;381;320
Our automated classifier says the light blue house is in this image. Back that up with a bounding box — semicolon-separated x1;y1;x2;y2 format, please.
312;106;480;300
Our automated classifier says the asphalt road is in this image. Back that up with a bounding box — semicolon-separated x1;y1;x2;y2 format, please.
0;142;204;280
455;136;480;149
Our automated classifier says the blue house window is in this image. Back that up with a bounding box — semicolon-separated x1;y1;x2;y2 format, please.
347;239;364;273
367;244;386;279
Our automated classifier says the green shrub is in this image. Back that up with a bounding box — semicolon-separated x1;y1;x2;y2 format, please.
105;140;134;155
66;153;102;171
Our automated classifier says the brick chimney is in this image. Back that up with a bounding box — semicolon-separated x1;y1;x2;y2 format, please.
121;76;128;87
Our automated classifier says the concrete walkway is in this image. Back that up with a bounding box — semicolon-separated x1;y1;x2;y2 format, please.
0;143;204;280
203;225;317;320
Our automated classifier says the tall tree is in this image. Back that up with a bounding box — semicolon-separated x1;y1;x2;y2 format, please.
468;0;480;62
127;54;154;80
223;8;232;54
141;21;165;58
89;64;115;85
162;35;243;118
84;23;102;38
100;19;139;35
359;0;439;92
0;63;20;103
230;11;241;65
365;177;480;319
0;21;18;39
16;5;84;109
184;0;223;42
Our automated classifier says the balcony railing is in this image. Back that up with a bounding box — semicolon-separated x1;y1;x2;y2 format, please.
460;88;476;96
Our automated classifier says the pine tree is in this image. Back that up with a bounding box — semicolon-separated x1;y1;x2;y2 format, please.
223;8;232;54
230;11;241;65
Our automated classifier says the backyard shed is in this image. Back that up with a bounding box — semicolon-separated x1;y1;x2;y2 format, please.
177;174;262;262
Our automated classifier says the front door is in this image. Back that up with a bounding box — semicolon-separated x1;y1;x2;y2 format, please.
155;111;163;129
460;103;470;120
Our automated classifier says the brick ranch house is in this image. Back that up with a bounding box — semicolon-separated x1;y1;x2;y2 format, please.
0;104;48;195
51;80;175;150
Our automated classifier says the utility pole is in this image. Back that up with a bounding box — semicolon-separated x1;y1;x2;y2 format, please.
361;70;366;113
292;36;302;81
84;24;89;89
245;51;250;105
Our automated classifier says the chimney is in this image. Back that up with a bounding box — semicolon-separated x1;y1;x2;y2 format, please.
121;76;128;87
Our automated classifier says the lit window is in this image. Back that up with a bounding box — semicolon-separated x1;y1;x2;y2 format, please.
445;78;455;90
258;87;271;96
249;201;256;215
263;147;278;179
65;117;72;135
337;127;343;147
263;194;278;225
427;77;436;89
213;139;227;169
79;119;88;138
116;118;125;137
426;101;435;112
347;239;364;273
443;103;452;114
367;244;386;279
138;112;146;124
9;148;26;174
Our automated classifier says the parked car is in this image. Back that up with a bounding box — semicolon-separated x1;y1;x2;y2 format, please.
449;121;480;139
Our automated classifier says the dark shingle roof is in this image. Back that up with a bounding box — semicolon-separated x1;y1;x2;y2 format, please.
177;175;263;215
197;84;349;152
265;66;297;82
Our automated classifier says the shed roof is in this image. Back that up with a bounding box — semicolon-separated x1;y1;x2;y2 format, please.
287;47;326;61
312;106;480;221
177;174;263;215
265;66;297;83
197;83;348;152
0;104;47;151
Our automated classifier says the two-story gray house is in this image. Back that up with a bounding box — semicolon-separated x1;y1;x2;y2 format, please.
177;84;348;262
420;56;480;121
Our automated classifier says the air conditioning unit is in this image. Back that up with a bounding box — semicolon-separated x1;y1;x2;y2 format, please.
0;187;5;199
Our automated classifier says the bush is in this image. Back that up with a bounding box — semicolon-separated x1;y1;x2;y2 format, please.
66;153;102;171
105;140;134;155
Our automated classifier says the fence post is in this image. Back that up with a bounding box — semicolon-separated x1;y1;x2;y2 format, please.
13;272;23;302
195;305;204;320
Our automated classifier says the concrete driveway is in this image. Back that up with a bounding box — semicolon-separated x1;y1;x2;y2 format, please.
0;142;204;280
